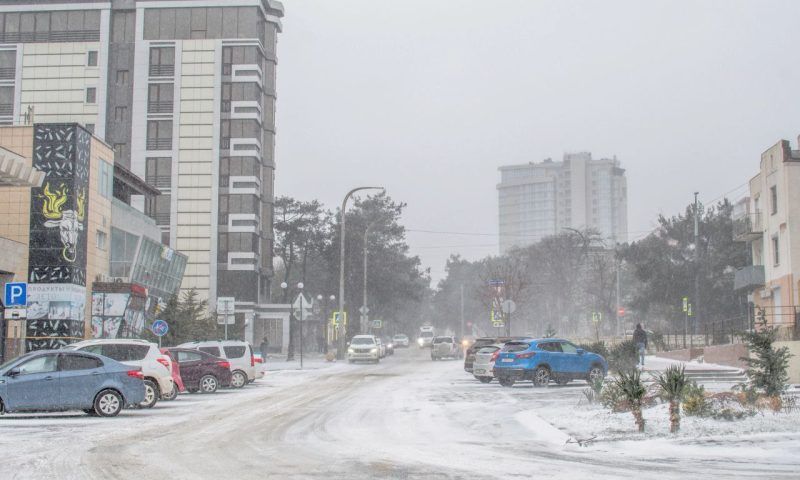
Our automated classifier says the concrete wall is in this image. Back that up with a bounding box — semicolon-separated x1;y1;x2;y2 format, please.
775;341;800;384
702;343;749;369
656;347;704;362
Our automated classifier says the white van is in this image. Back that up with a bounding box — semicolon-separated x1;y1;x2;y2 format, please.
177;340;259;388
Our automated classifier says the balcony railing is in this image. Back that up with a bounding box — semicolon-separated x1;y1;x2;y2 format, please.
145;175;172;189
146;138;172;150
148;101;173;114
149;64;175;77
0;67;14;80
149;212;171;226
734;265;765;292
732;212;762;242
0;104;12;116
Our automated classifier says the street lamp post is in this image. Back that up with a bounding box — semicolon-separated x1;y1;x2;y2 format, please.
297;282;304;370
280;282;294;361
317;294;336;354
362;219;380;334
337;186;384;358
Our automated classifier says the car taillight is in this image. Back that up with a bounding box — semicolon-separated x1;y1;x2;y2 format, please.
250;353;255;367
254;357;263;364
157;356;171;369
127;370;144;379
217;360;231;369
491;351;500;362
517;352;536;359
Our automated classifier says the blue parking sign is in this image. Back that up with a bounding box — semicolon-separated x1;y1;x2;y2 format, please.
4;282;27;308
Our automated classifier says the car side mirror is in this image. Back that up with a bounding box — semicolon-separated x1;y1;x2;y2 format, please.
576;349;585;355
7;368;21;377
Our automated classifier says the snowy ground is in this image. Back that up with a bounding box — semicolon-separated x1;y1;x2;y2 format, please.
1;349;799;479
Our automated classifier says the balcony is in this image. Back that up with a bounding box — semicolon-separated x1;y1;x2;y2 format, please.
0;67;14;80
149;64;174;77
146;138;172;151
0;104;11;116
148;101;173;114
732;212;762;242
734;265;765;292
145;175;172;189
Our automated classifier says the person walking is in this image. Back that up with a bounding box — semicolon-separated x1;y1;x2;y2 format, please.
633;323;648;367
259;336;270;360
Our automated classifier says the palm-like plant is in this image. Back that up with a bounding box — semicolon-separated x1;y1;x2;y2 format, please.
614;369;647;432
654;365;687;433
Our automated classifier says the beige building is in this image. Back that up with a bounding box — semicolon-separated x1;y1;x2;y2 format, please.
734;136;800;336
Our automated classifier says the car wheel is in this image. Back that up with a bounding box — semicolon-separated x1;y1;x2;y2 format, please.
478;376;493;384
498;377;515;387
161;385;178;401
94;389;123;417
140;380;158;408
555;378;570;386
231;371;247;389
532;366;551;387
587;366;605;384
200;375;219;394
0;398;4;415
187;388;199;394
83;408;98;416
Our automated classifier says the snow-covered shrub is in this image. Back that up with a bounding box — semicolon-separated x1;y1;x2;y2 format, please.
608;340;638;373
740;317;793;397
682;381;710;417
582;377;605;404
578;341;609;359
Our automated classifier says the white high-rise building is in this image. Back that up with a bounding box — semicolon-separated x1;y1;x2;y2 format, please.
497;152;628;252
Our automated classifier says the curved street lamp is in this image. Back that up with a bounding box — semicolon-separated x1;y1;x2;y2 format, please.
338;186;384;357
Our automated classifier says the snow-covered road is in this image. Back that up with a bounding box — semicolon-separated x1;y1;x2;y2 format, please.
2;348;799;479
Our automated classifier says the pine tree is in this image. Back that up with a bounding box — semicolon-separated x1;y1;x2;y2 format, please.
740;315;792;397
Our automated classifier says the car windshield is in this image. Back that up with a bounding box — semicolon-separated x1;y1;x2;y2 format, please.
351;337;375;345
478;346;499;354
433;337;452;344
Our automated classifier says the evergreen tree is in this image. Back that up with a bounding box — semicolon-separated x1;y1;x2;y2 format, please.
740;314;792;397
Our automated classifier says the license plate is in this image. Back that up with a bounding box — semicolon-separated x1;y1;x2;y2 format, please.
501;358;514;363
475;369;485;374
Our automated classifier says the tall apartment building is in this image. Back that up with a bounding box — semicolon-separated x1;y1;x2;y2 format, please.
497;152;628;252
733;136;800;336
0;1;284;316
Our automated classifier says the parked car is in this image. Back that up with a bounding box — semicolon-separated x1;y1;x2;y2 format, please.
347;335;380;363
177;340;258;388
0;350;145;417
159;348;185;400
67;339;174;408
392;334;409;348
382;338;395;355
431;336;459;360
492;338;608;388
464;337;526;373
166;348;233;394
472;344;502;383
417;330;434;348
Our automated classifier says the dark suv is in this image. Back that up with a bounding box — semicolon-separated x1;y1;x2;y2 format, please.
166;348;233;394
464;337;526;373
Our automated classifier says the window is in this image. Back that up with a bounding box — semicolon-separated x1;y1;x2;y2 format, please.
145;194;171;225
176;351;203;362
87;50;98;66
560;342;579;354
146;157;172;188
96;230;107;250
223;346;246;358
110;227;141;277
85;123;95;134
114;105;127;122
60;354;102;371
85;87;96;104
16;354;58;375
773;235;780;266
538;342;562;353
98;160;112;198
146;120;173;150
115;70;129;86
148;83;174;113
502;342;530;353
199;346;221;357
99;344;149;362
113;143;126;160
770;185;778;215
149;47;175;76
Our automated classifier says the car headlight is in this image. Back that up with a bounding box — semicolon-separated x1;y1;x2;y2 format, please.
387;343;393;349
370;348;378;353
417;339;424;345
348;348;355;353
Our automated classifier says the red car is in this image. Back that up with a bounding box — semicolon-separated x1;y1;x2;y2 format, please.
159;348;184;401
166;348;233;394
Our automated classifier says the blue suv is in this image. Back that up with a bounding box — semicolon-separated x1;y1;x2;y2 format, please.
492;338;607;387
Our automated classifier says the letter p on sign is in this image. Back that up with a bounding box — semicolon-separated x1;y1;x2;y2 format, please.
4;282;27;308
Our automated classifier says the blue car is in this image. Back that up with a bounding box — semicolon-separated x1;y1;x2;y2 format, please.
0;350;146;417
492;338;607;387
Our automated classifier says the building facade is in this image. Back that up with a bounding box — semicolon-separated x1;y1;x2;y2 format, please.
0;0;283;318
497;152;628;252
734;136;800;336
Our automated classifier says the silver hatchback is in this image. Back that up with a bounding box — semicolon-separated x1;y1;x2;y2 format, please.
472;345;502;383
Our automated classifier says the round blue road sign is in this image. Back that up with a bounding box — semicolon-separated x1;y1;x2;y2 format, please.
151;319;169;337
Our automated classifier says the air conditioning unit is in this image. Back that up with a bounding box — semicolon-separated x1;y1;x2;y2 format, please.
760;289;772;299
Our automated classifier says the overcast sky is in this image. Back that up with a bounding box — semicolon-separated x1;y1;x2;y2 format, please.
275;0;800;285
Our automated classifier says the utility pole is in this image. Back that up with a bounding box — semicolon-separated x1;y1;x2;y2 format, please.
615;253;621;338
460;284;465;339
362;219;379;334
694;191;701;340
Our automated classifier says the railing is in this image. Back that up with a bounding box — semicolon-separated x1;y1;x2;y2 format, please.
0;30;99;44
732;212;762;241
0;67;14;80
150;212;170;225
146;138;172;150
147;101;173;114
145;175;172;189
0;104;12;117
149;64;175;77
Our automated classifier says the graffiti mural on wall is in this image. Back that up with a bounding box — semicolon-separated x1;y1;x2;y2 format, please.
26;124;92;350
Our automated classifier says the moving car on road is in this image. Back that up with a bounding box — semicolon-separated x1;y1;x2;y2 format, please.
417;330;435;348
392;334;409;348
375;338;387;358
67;339;174;408
493;338;607;388
347;335;380;363
472;344;502;383
431;336;460;360
177;340;259;388
166;348;233;394
0;350;145;417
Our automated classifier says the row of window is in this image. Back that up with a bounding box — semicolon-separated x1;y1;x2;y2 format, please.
143;7;265;43
0;10;101;42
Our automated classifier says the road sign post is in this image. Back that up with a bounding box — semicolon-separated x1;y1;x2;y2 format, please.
4;282;27;308
217;297;235;340
151;319;169;348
